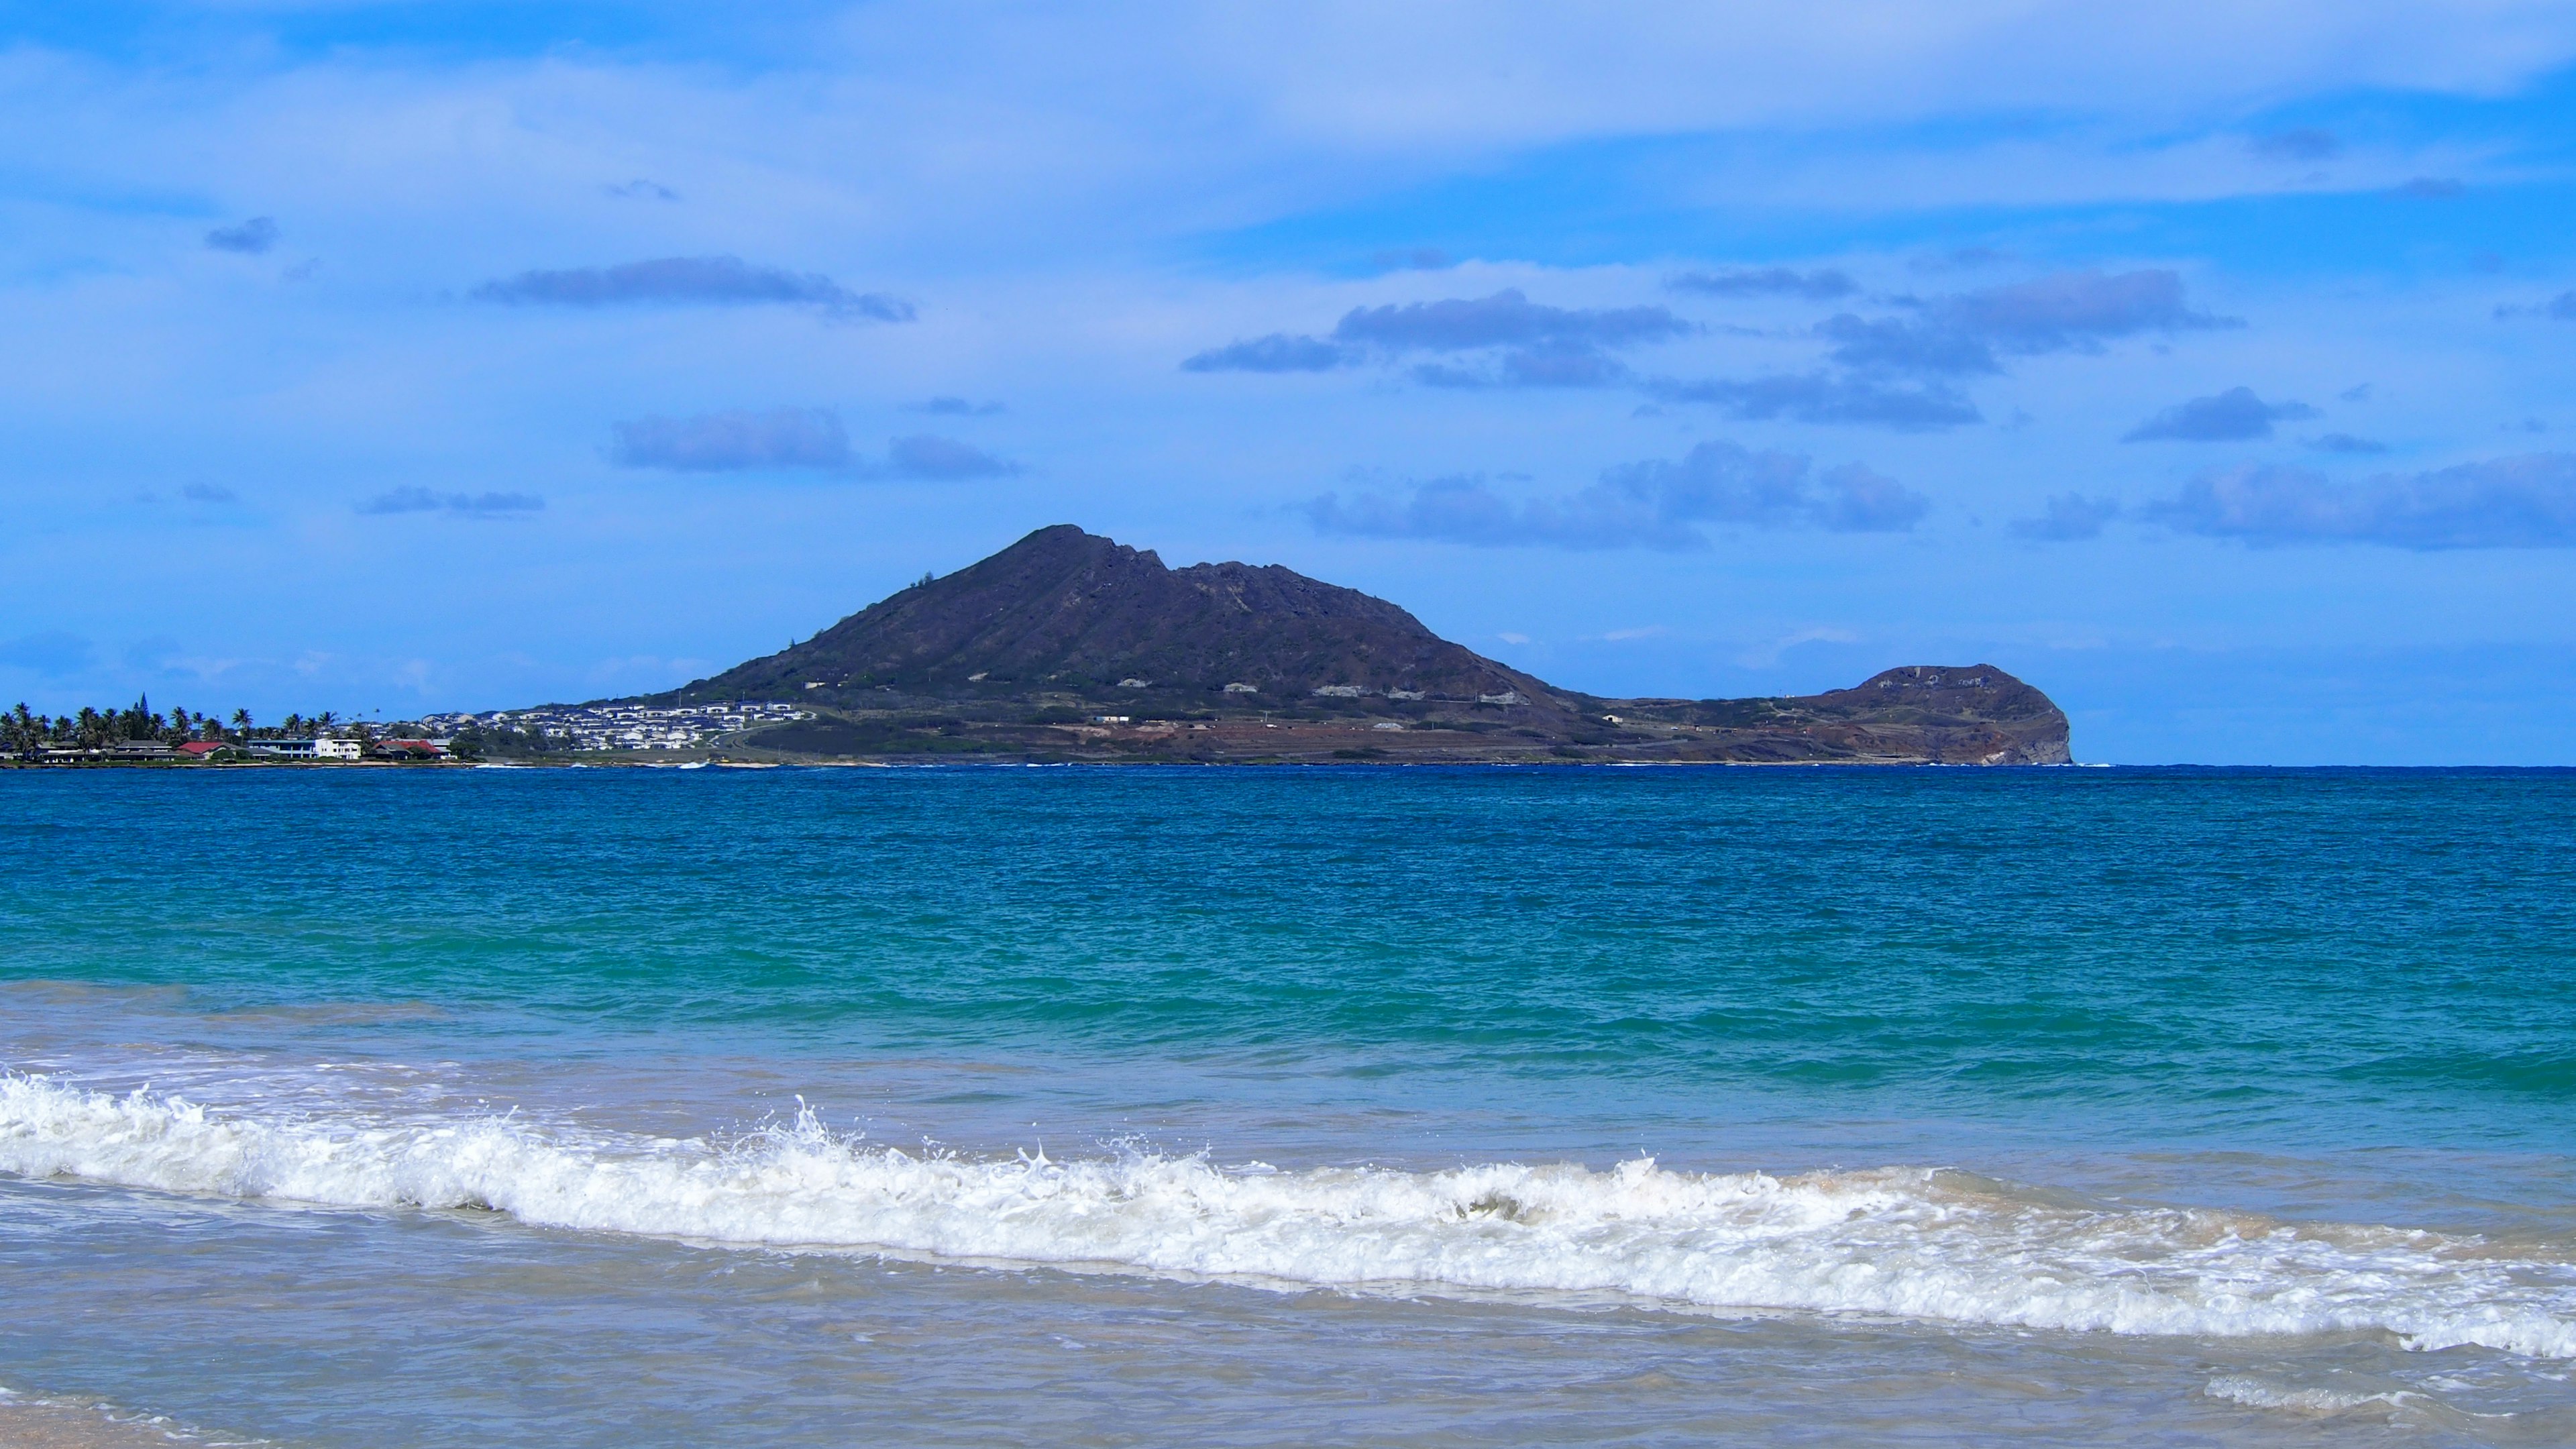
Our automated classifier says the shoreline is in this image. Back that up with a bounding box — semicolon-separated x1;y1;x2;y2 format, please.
0;754;2061;771
0;1391;242;1449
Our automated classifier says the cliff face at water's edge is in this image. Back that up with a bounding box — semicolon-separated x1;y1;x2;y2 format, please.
640;525;2072;765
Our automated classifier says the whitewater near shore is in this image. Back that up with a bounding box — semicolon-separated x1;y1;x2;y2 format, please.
6;1067;2574;1361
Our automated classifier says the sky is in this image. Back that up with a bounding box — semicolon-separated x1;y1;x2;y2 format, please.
5;1;2575;763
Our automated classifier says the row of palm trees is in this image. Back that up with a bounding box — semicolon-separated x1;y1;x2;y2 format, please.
3;696;366;755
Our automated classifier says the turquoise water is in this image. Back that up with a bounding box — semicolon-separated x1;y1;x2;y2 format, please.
3;766;2574;1445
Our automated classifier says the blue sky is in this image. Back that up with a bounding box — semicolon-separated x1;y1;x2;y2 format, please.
5;1;2575;762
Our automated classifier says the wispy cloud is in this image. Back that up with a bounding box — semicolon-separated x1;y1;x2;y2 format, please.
1835;269;2235;379
1183;288;1690;383
2144;454;2576;549
1817;313;2004;376
181;482;237;503
2123;386;2318;442
604;178;679;201
1650;373;1980;431
204;217;278;254
469;256;912;321
908;396;1006;416
2009;492;2121;541
2308;432;2389;455
1333;288;1692;352
1668;266;1857;300
2249;127;2341;161
1911;247;2010;274
604;411;1016;479
2493;290;2576;322
1413;345;1631;389
2392;176;2465;199
1650;270;2222;431
0;631;94;676
1187;272;2196;415
1182;333;1353;372
1371;247;1453;271
888;434;1020;479
1796;464;1930;531
358;488;545;517
1735;625;1861;668
1307;441;1927;550
610;408;851;472
121;637;182;672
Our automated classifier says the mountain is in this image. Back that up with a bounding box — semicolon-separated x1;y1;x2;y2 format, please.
665;524;1566;710
644;525;2071;765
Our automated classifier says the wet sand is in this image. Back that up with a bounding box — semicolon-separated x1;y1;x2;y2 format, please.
0;1395;230;1448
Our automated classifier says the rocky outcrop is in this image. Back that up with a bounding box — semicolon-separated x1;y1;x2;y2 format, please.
1600;665;2073;765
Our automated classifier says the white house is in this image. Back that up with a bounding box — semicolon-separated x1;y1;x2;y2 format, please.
246;739;319;759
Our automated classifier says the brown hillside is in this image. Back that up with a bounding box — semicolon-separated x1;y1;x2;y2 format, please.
643;525;2070;765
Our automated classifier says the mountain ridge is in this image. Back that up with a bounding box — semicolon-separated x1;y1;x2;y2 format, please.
661;525;1567;710
639;525;2072;765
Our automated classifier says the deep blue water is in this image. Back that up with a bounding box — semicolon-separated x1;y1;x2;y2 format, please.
8;765;2573;1145
2;765;2573;1447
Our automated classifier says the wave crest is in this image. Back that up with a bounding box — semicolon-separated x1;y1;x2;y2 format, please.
5;1073;2573;1357
2204;1375;2419;1415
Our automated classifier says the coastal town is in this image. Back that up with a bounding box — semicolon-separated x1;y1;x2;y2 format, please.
421;700;810;753
1;696;809;764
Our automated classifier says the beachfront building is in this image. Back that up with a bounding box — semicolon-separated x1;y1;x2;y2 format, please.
246;739;320;759
103;742;176;760
370;739;449;760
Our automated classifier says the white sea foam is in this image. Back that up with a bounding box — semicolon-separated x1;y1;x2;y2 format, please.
2203;1375;2419;1415
0;1381;262;1447
7;1073;2575;1357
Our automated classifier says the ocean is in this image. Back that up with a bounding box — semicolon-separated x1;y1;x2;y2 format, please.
2;764;2572;1446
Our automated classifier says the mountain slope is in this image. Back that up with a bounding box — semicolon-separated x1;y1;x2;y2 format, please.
645;525;2071;765
663;523;1565;712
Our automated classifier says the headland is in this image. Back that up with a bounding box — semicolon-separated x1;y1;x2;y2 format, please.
5;526;2071;767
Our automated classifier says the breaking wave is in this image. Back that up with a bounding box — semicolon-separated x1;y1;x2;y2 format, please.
2202;1375;2420;1415
6;1073;2574;1357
